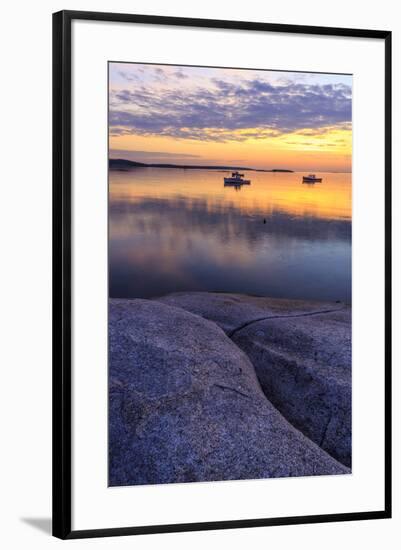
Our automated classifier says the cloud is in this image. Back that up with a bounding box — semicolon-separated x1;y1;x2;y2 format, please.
174;70;188;79
109;77;352;142
118;70;139;82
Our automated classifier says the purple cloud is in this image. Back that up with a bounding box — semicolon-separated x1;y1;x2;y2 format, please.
109;78;352;141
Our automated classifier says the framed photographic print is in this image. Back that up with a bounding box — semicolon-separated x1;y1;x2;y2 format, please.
52;10;392;539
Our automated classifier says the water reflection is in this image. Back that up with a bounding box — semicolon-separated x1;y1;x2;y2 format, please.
109;168;351;302
224;182;247;190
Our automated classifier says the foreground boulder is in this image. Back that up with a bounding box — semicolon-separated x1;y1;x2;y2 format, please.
232;309;352;467
109;298;348;486
155;292;351;467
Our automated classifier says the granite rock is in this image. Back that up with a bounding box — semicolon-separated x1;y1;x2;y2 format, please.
155;291;344;335
154;292;351;467
232;309;352;466
109;298;349;486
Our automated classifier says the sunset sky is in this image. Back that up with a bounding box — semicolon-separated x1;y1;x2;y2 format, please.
109;63;352;172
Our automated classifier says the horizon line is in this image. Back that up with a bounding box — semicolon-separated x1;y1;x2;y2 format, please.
109;157;352;174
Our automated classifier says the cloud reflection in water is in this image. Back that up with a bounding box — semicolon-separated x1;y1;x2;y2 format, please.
109;169;351;301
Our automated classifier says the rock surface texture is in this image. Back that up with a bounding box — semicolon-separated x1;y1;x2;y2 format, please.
155;292;352;467
109;298;349;486
156;292;345;336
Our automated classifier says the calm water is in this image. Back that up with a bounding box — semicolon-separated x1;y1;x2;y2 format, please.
109;168;351;302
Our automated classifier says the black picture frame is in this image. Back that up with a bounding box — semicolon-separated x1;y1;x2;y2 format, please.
52;10;392;540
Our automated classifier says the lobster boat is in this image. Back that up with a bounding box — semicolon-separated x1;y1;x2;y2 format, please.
302;174;322;183
224;171;251;185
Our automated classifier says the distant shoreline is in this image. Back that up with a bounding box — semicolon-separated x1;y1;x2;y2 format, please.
109;158;294;173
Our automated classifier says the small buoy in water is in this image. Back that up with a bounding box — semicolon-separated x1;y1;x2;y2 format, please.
263;218;266;224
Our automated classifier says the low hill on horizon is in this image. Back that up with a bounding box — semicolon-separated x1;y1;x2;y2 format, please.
109;158;294;173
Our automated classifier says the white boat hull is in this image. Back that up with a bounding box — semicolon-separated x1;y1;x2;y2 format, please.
224;178;251;184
